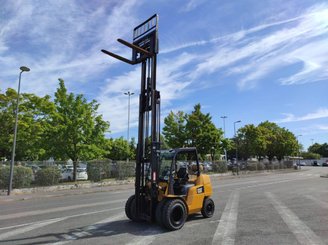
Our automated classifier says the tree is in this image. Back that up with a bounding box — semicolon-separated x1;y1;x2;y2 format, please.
106;137;129;160
185;104;223;159
163;111;187;148
0;88;54;161
308;143;328;157
237;124;264;160
46;79;109;180
236;121;299;161
301;152;321;159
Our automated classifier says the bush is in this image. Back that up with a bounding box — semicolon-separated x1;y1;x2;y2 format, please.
116;161;135;180
87;160;112;182
212;161;228;173
35;167;61;186
0;166;33;189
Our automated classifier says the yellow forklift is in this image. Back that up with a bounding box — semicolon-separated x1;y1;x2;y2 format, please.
102;14;214;230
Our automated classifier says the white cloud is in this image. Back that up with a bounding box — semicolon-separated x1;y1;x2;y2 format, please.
0;0;141;96
180;0;207;12
275;108;328;123
97;52;196;133
163;4;328;90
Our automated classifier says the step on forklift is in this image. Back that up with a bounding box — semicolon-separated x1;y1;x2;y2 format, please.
101;14;215;230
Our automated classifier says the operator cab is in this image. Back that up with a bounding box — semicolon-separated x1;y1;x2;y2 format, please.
159;148;201;196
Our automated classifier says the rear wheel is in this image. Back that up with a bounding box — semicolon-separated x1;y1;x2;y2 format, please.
162;199;187;230
125;195;140;221
201;197;215;218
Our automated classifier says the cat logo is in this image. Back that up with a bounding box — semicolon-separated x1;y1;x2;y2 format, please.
197;186;204;194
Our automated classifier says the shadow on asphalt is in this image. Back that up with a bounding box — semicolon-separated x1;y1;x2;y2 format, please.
1;219;171;244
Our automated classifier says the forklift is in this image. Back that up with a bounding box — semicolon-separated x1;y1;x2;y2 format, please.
102;14;214;230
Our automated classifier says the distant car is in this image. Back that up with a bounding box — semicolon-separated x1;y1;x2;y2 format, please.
203;162;213;171
61;167;88;181
300;162;306;166
312;161;319;166
322;161;328;167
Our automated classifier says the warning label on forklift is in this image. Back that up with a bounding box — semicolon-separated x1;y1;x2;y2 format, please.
197;187;204;194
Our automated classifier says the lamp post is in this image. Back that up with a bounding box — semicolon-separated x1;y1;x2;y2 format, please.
311;138;314;145
124;91;134;162
297;134;302;169
234;120;241;172
8;66;30;195
220;116;227;162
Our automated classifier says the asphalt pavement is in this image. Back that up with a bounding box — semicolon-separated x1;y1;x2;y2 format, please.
0;166;327;245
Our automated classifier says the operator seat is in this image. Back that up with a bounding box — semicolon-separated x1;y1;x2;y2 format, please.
174;167;194;195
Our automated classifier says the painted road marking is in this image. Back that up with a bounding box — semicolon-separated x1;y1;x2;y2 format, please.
0;207;122;231
0;199;125;221
48;212;126;245
0;217;65;240
212;191;239;245
266;192;325;245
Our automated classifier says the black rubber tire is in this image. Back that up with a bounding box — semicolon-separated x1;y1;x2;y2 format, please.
155;199;166;227
126;195;142;222
201;197;215;218
162;199;187;230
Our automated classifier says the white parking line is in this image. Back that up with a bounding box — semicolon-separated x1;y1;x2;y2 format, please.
0;217;65;240
0;207;122;231
212;191;239;245
49;212;126;245
266;192;325;245
0;199;126;221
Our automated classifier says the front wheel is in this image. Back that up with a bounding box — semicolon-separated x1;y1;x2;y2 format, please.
162;199;187;230
201;197;215;218
125;195;140;221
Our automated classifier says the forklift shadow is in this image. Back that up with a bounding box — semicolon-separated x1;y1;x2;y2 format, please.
186;213;205;222
0;219;169;245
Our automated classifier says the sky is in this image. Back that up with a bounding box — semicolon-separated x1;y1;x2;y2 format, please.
0;0;327;150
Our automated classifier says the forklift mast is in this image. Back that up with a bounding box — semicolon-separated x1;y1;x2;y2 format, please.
101;14;160;221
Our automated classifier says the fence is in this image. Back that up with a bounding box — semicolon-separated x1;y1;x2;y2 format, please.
0;159;294;189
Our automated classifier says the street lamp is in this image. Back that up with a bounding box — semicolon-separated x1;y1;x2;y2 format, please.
297;134;302;169
311;138;314;145
124;91;134;162
234;120;241;164
220;116;227;162
8;66;30;195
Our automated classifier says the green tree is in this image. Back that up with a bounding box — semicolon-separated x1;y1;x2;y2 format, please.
301;152;321;159
0;88;54;160
308;143;328;157
46;79;109;180
106;137;129;160
185;104;223;159
237;124;264;160
163;111;187;148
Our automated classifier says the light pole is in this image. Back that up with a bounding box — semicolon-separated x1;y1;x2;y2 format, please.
297;134;302;169
124;91;134;162
220;116;227;162
8;66;30;195
311;138;314;145
234;120;241;169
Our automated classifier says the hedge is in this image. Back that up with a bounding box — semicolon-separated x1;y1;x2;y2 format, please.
212;161;228;173
87;160;135;182
35;167;61;186
0;166;33;189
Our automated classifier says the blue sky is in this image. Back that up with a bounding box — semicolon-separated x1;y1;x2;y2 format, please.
0;0;327;150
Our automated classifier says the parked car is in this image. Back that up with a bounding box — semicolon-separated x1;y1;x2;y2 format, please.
203;162;213;171
300;162;306;166
312;161;319;166
61;167;88;181
322;161;328;167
